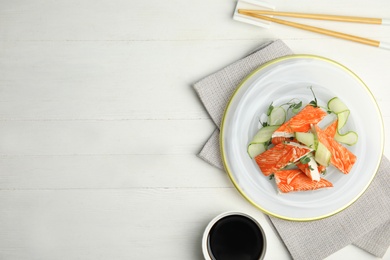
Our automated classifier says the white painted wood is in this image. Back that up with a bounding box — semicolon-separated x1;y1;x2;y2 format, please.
0;0;389;259
0;188;294;260
0;0;389;41
0;120;215;155
0;154;230;189
0;40;389;121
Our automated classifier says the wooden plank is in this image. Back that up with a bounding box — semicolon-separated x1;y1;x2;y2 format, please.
0;0;389;259
0;154;229;189
0;40;389;121
0;120;215;156
0;188;291;260
0;40;262;120
0;0;388;41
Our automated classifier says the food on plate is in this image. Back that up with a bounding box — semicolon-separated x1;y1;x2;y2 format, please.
255;142;312;176
328;97;358;145
295;153;326;181
247;90;358;193
274;169;333;193
323;120;338;137
312;125;357;174
247;125;279;159
271;105;327;145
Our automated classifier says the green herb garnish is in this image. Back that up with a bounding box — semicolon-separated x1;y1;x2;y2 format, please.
308;86;318;107
266;102;274;116
300;155;311;164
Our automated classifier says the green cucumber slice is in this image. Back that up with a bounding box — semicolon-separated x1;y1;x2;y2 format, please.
247;125;279;158
247;143;266;158
268;106;286;126
327;97;349;114
336;110;350;130
295;132;315;149
250;125;280;143
327;97;358;145
315;142;331;166
334;131;358;146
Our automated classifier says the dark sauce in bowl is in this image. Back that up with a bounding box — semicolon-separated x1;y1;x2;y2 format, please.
207;215;265;260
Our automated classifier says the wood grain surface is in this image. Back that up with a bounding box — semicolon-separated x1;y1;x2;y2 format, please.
0;0;389;259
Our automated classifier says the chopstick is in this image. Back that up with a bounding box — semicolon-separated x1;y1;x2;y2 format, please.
238;9;389;25
238;10;390;50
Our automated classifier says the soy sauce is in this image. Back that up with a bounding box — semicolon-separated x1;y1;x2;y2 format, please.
207;215;264;260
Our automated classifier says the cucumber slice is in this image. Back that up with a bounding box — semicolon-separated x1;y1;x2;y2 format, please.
268;106;286;126
250;125;280;143
247;125;279;158
335;131;358;146
327;97;349;114
315;142;331;166
295;132;315;148
247;143;266;158
337;110;350;130
328;97;358;145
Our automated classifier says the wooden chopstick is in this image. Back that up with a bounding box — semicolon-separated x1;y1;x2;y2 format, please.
238;10;380;47
238;9;383;24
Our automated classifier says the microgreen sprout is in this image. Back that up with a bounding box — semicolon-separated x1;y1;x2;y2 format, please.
290;101;302;114
300;155;311;164
280;99;302;115
266;102;274;116
258;116;269;128
308;86;318;107
265;139;272;148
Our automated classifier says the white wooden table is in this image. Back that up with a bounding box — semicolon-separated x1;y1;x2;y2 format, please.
0;0;389;259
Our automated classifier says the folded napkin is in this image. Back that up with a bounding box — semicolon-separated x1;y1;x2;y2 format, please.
193;39;390;260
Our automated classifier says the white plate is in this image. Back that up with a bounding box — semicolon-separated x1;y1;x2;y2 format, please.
220;55;384;221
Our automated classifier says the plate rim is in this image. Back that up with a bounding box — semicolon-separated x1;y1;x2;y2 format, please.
219;54;384;221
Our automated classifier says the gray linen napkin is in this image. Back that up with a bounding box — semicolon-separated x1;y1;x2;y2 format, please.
193;39;390;259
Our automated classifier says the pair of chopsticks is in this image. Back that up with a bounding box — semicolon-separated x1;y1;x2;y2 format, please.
238;9;390;50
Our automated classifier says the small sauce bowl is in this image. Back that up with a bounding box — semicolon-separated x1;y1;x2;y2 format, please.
202;212;267;260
